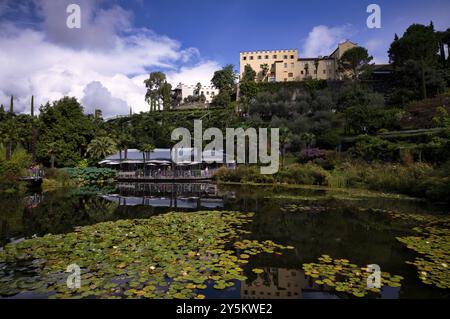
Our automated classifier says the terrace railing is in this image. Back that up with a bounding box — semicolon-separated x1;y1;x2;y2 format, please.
117;169;217;180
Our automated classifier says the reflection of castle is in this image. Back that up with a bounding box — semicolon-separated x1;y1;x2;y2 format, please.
241;268;307;299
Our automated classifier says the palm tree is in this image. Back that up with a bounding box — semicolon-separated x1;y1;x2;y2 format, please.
260;64;270;82
280;127;293;168
195;82;202;96
117;133;133;160
304;63;309;77
87;137;117;162
140;143;155;176
46;142;58;169
314;59;320;79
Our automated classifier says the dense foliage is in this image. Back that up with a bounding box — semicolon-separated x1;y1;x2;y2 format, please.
61;167;117;183
0;22;448;199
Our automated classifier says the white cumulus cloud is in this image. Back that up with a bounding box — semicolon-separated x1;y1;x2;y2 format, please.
302;24;354;57
0;0;220;117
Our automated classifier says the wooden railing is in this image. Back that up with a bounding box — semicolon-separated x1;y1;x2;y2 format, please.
117;169;217;180
21;169;45;181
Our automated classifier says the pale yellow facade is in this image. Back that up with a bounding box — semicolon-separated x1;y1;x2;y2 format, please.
239;40;357;82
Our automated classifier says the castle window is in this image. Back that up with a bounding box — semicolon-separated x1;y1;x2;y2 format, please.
258;56;262;60
323;70;326;74
273;55;277;59
265;55;269;59
301;70;304;75
291;55;295;59
250;56;254;60
243;56;247;61
288;72;293;77
284;55;288;59
284;63;288;68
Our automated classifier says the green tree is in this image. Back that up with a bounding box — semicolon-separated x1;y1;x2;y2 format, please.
242;64;257;82
339;46;373;80
87;137;117;162
160;81;173;111
388;23;439;99
144;72;167;111
260;64;270;82
139;143;155;175
117;132;133;160
9;96;13;114
211;65;237;108
212;65;236;92
37;97;96;167
0;116;19;161
433;106;450;128
279;127;293;168
314;59;320;80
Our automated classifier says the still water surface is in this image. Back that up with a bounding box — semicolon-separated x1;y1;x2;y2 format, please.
0;183;448;299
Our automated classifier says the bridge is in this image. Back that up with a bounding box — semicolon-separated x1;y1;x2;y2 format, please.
20;169;45;185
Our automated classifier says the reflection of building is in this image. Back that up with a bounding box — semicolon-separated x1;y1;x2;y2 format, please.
241;268;307;299
101;183;228;210
239;40;357;82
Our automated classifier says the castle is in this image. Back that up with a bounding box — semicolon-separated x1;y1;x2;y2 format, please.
239;40;357;82
173;40;358;109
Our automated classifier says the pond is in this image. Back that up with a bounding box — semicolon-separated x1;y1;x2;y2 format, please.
0;183;448;299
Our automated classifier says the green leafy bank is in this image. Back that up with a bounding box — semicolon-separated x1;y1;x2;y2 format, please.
214;162;450;202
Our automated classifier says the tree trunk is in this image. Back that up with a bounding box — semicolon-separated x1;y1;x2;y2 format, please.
439;41;446;67
143;153;146;177
50;154;55;169
31;127;38;164
421;58;427;100
5;143;11;161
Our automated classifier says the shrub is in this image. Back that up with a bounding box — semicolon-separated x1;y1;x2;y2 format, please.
330;162;435;197
214;166;275;184
61;167;117;183
422;161;450;201
44;168;72;185
0;147;32;193
299;148;327;163
276;163;331;185
349;136;398;161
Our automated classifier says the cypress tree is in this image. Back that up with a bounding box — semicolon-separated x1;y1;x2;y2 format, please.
31;95;34;117
10;96;13;113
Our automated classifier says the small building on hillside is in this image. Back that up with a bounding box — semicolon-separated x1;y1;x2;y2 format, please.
172;83;220;109
99;148;235;181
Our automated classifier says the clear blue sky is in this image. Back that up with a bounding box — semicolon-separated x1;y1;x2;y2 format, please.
117;0;450;64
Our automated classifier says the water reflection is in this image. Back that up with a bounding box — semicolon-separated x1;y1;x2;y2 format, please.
102;183;230;210
0;183;448;299
241;268;305;299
